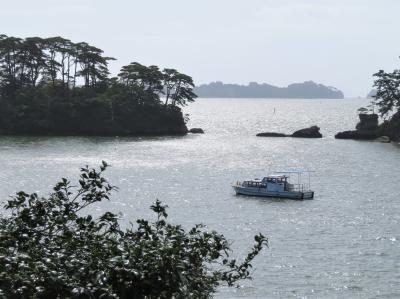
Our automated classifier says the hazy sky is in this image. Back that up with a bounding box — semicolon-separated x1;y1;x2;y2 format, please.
1;0;399;97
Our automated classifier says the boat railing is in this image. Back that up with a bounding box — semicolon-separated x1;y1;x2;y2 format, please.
288;183;311;192
235;181;311;192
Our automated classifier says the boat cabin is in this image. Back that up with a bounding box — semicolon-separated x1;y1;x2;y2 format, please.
242;175;290;192
263;174;288;184
263;175;288;192
242;179;265;188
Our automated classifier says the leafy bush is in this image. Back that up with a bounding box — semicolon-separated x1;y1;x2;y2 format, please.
0;162;268;298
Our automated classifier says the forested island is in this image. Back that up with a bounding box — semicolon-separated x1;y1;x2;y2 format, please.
194;81;344;99
0;35;196;136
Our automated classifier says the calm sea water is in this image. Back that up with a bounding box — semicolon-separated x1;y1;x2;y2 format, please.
1;98;400;298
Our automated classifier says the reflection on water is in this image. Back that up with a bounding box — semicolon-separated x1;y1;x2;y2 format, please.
0;98;399;298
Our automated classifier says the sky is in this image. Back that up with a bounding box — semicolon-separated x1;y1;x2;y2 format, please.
1;0;399;97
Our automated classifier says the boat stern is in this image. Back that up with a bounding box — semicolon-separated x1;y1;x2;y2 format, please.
301;191;314;199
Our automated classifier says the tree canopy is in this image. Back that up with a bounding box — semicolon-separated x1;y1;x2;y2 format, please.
372;60;400;117
0;162;268;298
0;35;113;90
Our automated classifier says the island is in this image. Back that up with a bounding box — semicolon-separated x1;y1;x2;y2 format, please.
194;81;344;99
0;35;196;136
366;89;377;99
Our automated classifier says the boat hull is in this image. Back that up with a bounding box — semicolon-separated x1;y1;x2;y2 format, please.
233;186;314;200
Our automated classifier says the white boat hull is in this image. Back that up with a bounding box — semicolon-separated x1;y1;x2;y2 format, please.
233;186;314;200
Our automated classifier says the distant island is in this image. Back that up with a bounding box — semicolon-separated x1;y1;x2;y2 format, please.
367;89;377;99
0;35;196;136
194;81;344;99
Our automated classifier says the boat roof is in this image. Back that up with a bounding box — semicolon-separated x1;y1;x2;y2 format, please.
251;178;263;182
274;168;315;174
265;174;287;179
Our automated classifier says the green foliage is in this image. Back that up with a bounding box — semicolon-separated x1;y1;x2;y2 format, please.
0;163;268;298
372;64;400;117
118;63;197;108
0;35;113;90
162;68;197;107
119;62;163;95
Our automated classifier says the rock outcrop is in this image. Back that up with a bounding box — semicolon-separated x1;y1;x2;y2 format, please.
355;114;378;131
334;130;380;140
257;126;323;138
189;128;204;134
256;132;288;137
335;113;381;140
291;126;322;138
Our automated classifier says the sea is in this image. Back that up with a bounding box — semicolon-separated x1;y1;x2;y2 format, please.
0;98;399;298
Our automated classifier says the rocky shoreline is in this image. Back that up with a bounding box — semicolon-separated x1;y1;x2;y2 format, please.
335;112;400;142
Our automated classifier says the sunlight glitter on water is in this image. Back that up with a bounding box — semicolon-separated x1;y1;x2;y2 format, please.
0;98;399;298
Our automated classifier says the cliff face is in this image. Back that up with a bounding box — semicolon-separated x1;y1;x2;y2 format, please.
335;113;380;140
381;111;400;141
194;81;344;99
355;114;379;131
0;98;188;137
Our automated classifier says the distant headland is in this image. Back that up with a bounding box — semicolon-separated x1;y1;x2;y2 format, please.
194;81;344;99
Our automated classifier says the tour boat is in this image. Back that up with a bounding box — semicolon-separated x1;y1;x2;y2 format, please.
232;170;314;199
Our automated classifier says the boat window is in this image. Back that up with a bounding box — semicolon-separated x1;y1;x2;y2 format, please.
245;181;264;187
